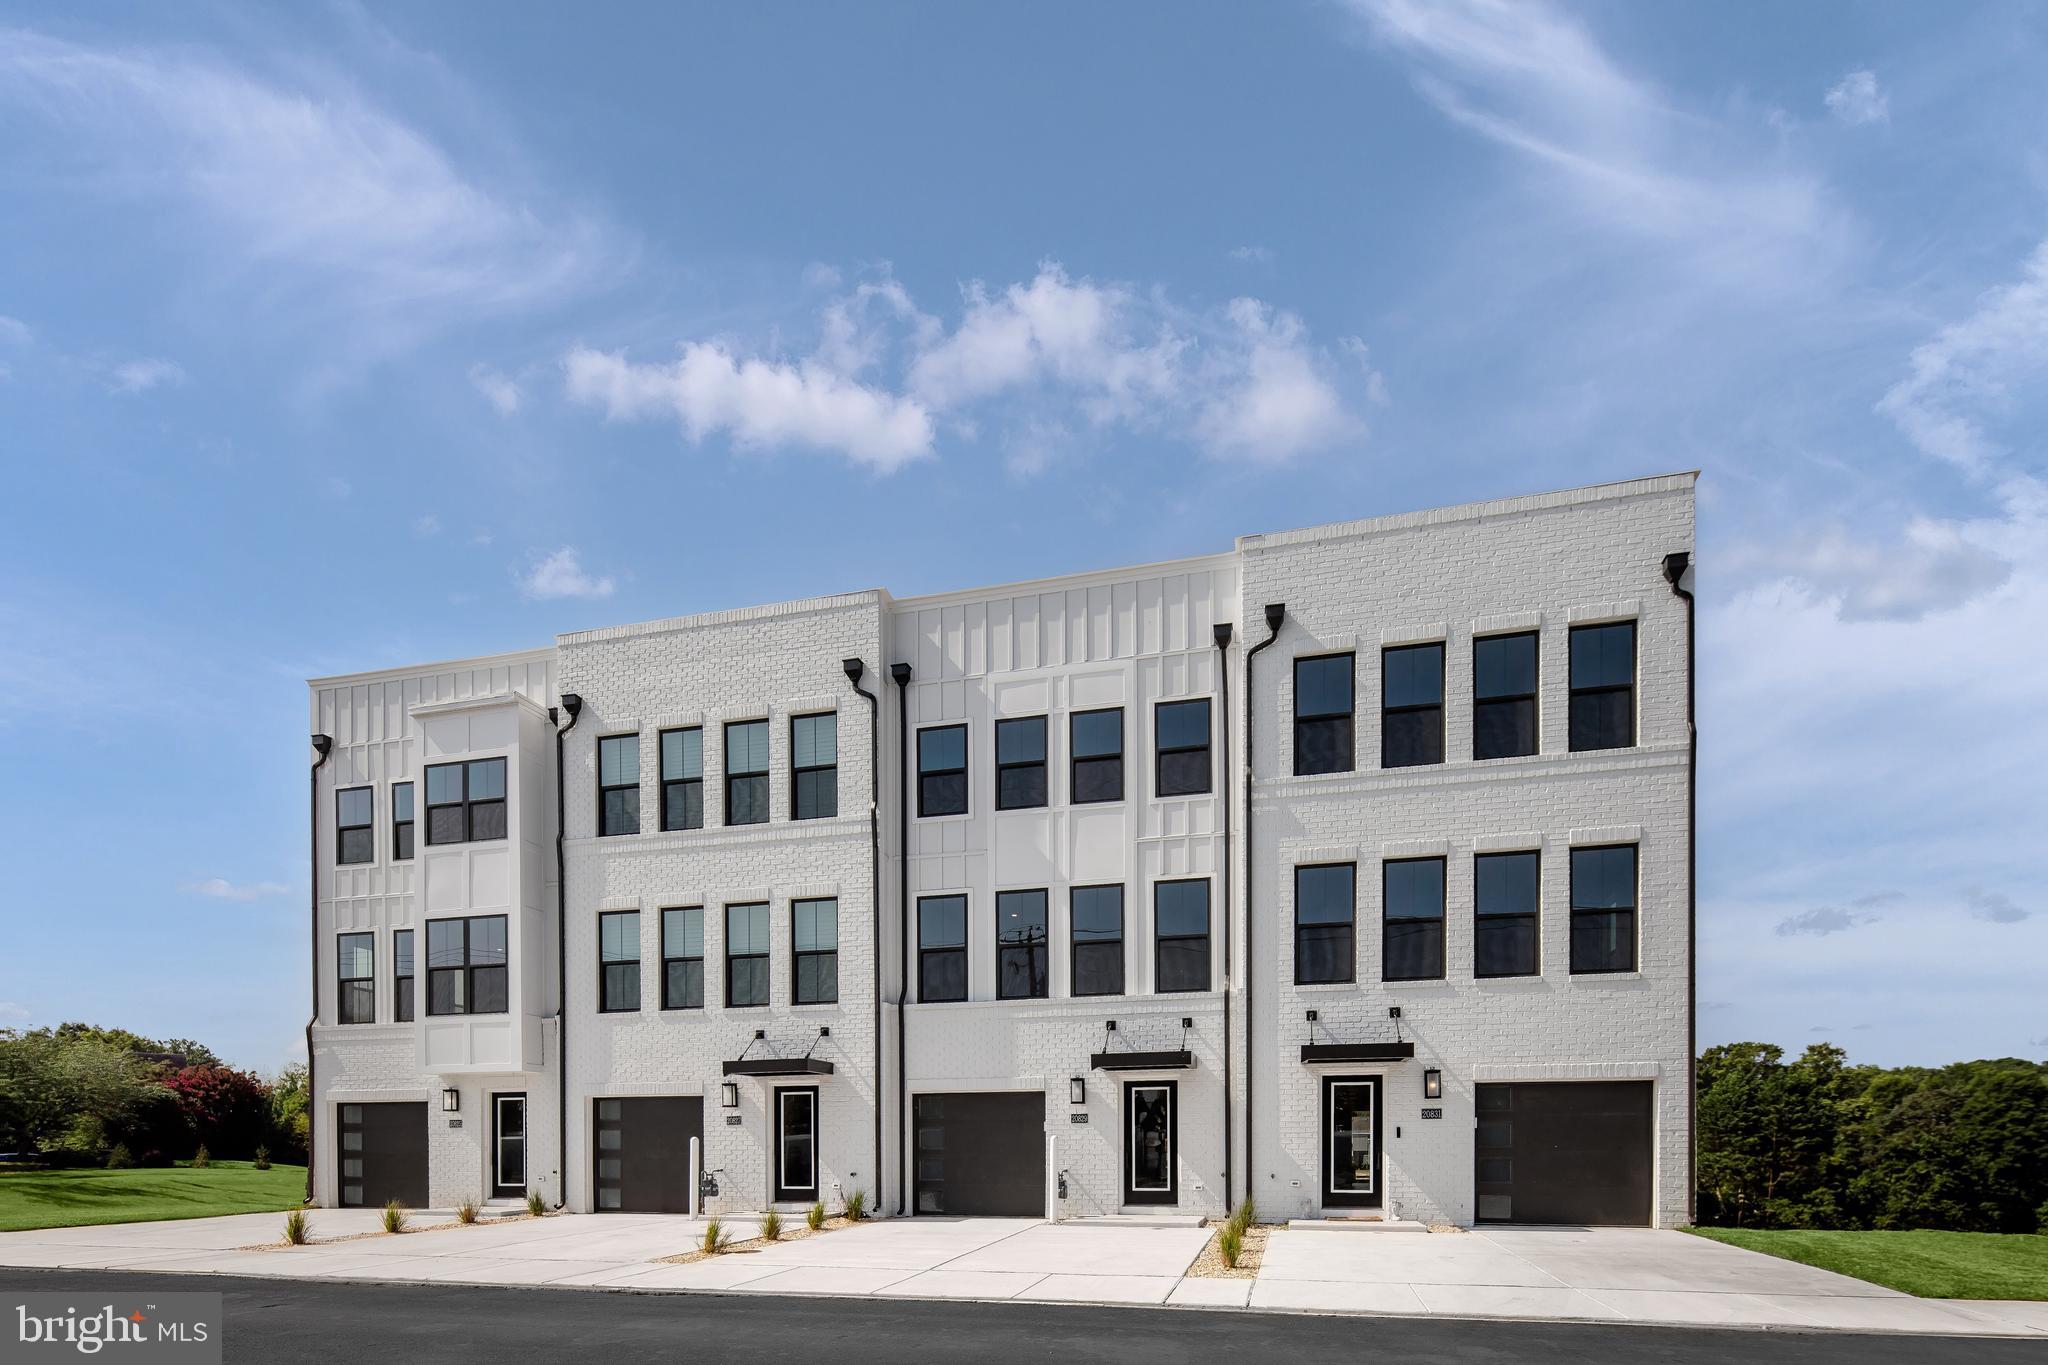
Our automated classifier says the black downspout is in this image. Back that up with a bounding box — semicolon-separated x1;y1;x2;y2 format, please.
889;662;913;1215
1241;604;1285;1201
1662;552;1696;1224
306;734;333;1206
553;692;583;1210
843;659;882;1213
1211;623;1234;1209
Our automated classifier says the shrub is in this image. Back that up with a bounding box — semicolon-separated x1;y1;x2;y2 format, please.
842;1188;867;1221
161;1065;271;1159
253;1145;271;1171
381;1201;409;1234
103;1143;135;1170
1218;1224;1243;1269
526;1190;546;1217
1228;1196;1256;1235
759;1209;782;1241
701;1219;731;1255
189;1144;211;1169
807;1201;825;1231
283;1209;309;1246
455;1197;479;1225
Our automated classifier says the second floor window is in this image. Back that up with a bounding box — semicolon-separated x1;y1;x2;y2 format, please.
917;725;968;817
1383;857;1446;981
1295;863;1355;984
1154;880;1211;992
1070;884;1124;997
725;721;770;826
598;735;641;837
1382;643;1445;768
918;894;967;1002
1570;621;1636;751
1475;851;1540;978
793;898;838;1004
1070;708;1124;803
393;929;414;1023
392;782;414;860
725;902;771;1006
660;727;703;831
791;714;837;820
425;759;506;845
336;787;373;865
996;889;1048;1000
1294;654;1354;775
337;932;374;1023
1154;699;1212;797
995;716;1048;810
1474;633;1539;760
1571;845;1638;974
426;915;508;1016
662;907;704;1009
599;910;640;1012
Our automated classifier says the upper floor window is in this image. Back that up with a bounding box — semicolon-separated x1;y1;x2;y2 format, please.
660;727;703;831
1475;850;1539;978
996;889;1049;1000
1382;857;1446;981
1474;633;1539;761
1569;621;1636;751
337;932;374;1023
995;716;1048;810
1382;643;1445;768
1070;885;1124;997
425;914;508;1015
336;787;374;865
662;907;704;1009
392;783;415;861
791;714;838;821
1154;880;1211;993
917;724;968;817
917;894;968;1002
725;721;770;826
1570;845;1638;974
725;902;771;1006
1295;863;1355;984
393;928;414;1022
1154;699;1212;797
792;898;838;1004
1294;655;1354;775
424;759;506;846
599;910;641;1012
1070;708;1124;804
598;735;641;837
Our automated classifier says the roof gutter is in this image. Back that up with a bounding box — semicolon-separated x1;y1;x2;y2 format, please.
889;661;913;1216
553;691;583;1209
305;733;333;1206
1241;603;1284;1198
1211;622;1235;1209
1661;551;1695;1225
842;658;883;1213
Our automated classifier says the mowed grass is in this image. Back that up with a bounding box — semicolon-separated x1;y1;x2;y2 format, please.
0;1162;306;1233
1686;1226;2048;1300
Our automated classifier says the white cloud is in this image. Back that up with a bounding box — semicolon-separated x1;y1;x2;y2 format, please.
181;876;289;901
519;546;616;601
1195;299;1360;461
468;363;522;415
1966;887;2030;924
1825;70;1889;126
0;1001;29;1022
1740;520;2012;622
107;357;185;394
412;515;441;538
0;314;28;346
1229;245;1275;265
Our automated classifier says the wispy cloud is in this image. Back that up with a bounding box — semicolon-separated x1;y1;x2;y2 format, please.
0;1001;29;1022
412;515;441;538
1776;901;1886;937
0;314;28;346
1229;245;1275;265
181;876;290;902
519;546;616;601
1966;887;2030;924
106;357;185;394
468;363;522;415
1825;70;1889;126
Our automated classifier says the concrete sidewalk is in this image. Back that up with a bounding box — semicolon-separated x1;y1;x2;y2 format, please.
0;1212;2040;1337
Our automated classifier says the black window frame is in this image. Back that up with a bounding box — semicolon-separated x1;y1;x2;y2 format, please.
790;713;838;821
424;914;509;1017
1153;879;1211;993
597;734;641;837
1475;850;1541;979
1569;621;1637;752
1381;642;1446;769
336;786;374;866
393;928;415;1023
917;894;968;1003
1570;844;1639;974
995;888;1049;1000
791;897;839;1005
1153;698;1212;797
598;909;641;1013
1473;632;1539;761
916;724;969;818
994;715;1048;810
658;726;705;832
337;931;374;1024
1294;862;1356;985
1070;884;1125;998
1293;654;1355;775
1381;856;1447;982
424;758;508;846
724;720;770;827
391;782;414;861
1069;707;1124;805
725;901;771;1007
661;906;704;1010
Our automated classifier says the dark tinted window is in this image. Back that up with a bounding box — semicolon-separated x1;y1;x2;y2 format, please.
1382;643;1444;768
337;787;373;865
392;783;414;861
1569;622;1636;751
791;714;837;821
1571;845;1637;972
337;932;373;1023
995;716;1048;810
725;902;770;1006
793;898;838;1004
918;725;968;817
1382;857;1445;981
393;929;414;1022
599;910;640;1011
661;907;704;1009
1475;850;1540;977
1154;699;1212;797
1295;863;1355;983
1154;880;1211;992
1294;654;1354;775
598;735;640;837
660;727;704;831
996;889;1048;1000
1070;885;1124;997
1070;709;1123;804
725;721;770;826
918;895;968;1002
425;759;506;845
425;915;508;1015
1474;633;1539;761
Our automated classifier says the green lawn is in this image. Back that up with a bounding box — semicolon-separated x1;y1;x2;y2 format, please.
0;1162;307;1233
1686;1226;2048;1300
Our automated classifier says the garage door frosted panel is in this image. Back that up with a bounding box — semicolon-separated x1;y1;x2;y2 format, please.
594;1097;704;1213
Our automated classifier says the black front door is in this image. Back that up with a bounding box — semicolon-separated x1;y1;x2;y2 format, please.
1122;1081;1176;1206
1323;1075;1381;1208
491;1093;526;1198
774;1087;819;1204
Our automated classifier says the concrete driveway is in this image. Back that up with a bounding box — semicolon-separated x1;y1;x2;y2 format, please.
0;1213;2041;1337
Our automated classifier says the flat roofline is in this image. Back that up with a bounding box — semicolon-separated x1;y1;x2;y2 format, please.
890;549;1236;613
307;644;554;690
558;587;888;647
1239;471;1698;554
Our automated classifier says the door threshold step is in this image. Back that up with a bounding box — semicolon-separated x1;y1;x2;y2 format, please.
1285;1217;1429;1232
1067;1214;1207;1229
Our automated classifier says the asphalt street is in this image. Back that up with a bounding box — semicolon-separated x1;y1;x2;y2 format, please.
8;1270;2037;1364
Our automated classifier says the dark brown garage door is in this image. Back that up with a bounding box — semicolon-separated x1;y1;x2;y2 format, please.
1475;1081;1653;1225
337;1102;427;1208
594;1096;703;1213
913;1093;1044;1216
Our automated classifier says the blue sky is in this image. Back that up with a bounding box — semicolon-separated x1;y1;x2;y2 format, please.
1;1;2042;1074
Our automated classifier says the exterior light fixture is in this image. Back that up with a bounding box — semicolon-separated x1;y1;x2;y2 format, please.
441;1088;460;1113
1069;1077;1086;1106
720;1081;740;1109
1423;1069;1442;1100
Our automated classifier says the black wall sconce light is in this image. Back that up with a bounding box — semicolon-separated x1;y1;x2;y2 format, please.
720;1081;739;1109
1070;1077;1086;1106
1423;1068;1442;1100
441;1088;460;1113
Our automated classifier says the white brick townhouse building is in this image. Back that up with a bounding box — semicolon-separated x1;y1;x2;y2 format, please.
306;472;1696;1228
